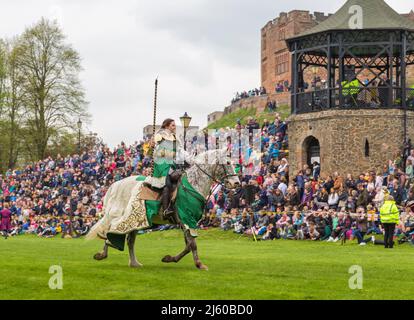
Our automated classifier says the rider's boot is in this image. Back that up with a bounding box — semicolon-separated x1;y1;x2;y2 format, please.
162;186;175;220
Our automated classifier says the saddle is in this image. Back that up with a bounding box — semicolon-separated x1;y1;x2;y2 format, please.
140;177;180;202
139;185;162;201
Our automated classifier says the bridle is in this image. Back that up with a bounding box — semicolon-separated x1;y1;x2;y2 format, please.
177;161;239;214
194;162;238;187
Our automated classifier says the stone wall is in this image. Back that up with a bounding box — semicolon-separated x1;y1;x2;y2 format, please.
222;95;269;116
287;109;414;179
207;111;225;125
216;92;291;119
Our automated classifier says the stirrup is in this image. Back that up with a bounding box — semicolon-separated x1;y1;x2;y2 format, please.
162;207;175;219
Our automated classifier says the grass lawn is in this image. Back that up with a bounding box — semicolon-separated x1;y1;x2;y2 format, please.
0;229;413;300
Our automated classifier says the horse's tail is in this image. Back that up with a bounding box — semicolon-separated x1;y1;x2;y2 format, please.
85;185;112;241
85;217;107;241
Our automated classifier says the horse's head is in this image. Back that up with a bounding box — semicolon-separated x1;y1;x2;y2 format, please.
194;149;240;189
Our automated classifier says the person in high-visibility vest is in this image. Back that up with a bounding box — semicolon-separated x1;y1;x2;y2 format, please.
341;78;360;106
379;195;400;249
409;84;414;108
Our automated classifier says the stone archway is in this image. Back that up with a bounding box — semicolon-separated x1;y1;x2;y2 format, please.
302;136;320;169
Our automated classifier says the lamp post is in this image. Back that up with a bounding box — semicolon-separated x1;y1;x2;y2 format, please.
77;118;82;155
180;112;192;151
237;118;243;174
312;67;319;90
203;128;209;151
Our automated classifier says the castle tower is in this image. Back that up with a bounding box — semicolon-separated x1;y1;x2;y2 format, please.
286;0;414;178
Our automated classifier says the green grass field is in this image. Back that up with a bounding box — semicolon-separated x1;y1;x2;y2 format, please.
0;229;413;300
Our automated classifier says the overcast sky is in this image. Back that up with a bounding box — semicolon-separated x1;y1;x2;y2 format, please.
1;0;413;147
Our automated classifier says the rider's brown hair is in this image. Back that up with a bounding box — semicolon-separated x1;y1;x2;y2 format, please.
161;118;175;129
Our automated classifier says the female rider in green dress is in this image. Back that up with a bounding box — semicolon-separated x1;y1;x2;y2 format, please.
144;119;184;219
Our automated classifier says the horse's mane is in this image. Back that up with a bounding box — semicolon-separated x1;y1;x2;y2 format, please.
193;149;228;165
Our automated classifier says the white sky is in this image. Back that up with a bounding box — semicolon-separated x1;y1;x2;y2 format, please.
1;0;412;147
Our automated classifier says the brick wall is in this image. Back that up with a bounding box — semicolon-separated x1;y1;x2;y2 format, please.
261;11;330;98
261;10;414;101
208;9;414;126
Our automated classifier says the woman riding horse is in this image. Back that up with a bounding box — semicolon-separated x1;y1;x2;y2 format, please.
144;118;189;220
87;148;240;270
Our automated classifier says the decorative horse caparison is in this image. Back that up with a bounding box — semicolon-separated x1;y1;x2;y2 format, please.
86;150;240;270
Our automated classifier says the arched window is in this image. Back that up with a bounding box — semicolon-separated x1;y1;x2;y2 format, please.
365;139;370;157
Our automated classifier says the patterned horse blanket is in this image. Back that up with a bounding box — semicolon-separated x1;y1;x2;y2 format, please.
87;175;205;251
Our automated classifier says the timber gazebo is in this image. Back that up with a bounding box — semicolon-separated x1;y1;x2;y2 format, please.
286;0;414;179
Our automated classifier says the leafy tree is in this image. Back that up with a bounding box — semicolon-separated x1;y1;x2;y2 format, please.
0;40;8;171
3;40;25;169
15;18;89;160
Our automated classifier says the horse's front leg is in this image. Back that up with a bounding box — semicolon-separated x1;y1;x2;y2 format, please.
93;243;108;261
127;231;143;268
186;230;208;271
162;228;191;264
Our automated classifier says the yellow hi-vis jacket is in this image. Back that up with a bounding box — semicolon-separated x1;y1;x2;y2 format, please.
341;79;360;96
379;200;400;224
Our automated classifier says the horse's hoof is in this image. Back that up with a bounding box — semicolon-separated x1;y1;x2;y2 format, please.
129;261;143;268
162;255;175;263
197;264;209;271
94;253;107;261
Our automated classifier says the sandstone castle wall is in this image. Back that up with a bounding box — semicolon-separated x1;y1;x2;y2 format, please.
287;109;414;178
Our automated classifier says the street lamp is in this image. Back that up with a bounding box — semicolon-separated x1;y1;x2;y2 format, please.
237;119;243;174
77;118;82;154
312;67;319;90
180;112;192;151
203;128;209;151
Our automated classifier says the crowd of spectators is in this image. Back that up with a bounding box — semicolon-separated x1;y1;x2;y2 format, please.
231;87;267;104
0;141;153;238
275;80;290;93
198;114;414;246
1;112;414;247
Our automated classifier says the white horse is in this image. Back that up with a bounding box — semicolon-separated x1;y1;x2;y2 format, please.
87;149;240;270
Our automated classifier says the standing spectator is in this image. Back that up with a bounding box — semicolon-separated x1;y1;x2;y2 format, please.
1;203;12;239
379;195;400;249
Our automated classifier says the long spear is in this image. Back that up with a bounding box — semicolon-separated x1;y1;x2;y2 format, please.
149;77;158;174
152;77;158;138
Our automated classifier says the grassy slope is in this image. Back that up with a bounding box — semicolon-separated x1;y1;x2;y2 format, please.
207;105;290;130
0;229;413;300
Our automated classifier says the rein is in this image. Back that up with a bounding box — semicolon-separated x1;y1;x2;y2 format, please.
177;163;238;213
194;163;238;186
